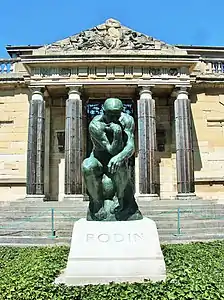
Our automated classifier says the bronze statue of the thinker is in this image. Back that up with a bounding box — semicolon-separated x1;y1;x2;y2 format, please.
82;98;142;221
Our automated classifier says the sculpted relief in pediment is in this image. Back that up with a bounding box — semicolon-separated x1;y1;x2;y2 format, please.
44;19;173;53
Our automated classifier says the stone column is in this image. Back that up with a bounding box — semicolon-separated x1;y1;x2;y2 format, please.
64;85;84;199
137;86;158;200
174;86;195;198
44;105;51;200
26;87;45;199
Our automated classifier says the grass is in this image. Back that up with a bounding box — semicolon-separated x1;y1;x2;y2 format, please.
0;241;223;299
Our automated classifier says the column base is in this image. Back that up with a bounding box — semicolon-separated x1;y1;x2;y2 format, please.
63;194;88;201
137;194;159;202
175;193;196;200
25;194;45;201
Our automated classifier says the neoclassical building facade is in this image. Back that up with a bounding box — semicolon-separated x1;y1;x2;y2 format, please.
1;19;224;203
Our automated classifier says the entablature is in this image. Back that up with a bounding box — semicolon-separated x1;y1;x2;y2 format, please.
28;64;192;81
20;53;198;85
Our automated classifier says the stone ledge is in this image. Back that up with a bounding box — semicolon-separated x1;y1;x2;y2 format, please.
195;177;224;184
175;193;196;200
25;194;45;201
137;194;159;202
63;194;89;202
0;178;26;185
0;73;24;81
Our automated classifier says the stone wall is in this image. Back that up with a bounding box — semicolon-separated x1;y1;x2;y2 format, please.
191;91;224;199
0;88;29;201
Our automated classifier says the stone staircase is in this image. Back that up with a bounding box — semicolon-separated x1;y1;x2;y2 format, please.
0;199;223;246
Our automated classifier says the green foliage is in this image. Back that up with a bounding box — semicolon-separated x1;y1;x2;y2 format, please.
0;241;223;300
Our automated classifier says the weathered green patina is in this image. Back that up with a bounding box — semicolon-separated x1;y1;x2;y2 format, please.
82;98;142;221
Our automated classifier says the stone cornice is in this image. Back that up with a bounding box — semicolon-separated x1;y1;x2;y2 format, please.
21;53;199;64
196;74;224;80
0;73;24;81
192;79;224;89
29;78;191;87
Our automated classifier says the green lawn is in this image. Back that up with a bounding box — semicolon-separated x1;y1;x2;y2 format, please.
0;241;223;300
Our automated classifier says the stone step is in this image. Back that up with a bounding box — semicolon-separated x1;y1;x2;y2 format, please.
156;219;224;229
139;204;224;210
1;204;223;217
0;218;224;230
0;204;223;213
159;227;224;235
0;219;223;231
1;212;223;224
0;235;70;245
159;233;224;243
0;197;223;246
1;208;222;217
0;226;223;238
139;200;221;206
1;199;222;208
0;207;223;218
1;207;223;218
0;232;223;246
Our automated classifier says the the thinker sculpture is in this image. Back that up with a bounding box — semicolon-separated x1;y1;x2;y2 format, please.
82;98;142;221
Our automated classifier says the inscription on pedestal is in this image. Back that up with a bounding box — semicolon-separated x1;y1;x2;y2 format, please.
86;233;143;243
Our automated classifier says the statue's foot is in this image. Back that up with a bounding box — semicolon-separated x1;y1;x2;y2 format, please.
94;207;107;221
104;199;114;213
114;206;143;221
103;199;119;215
109;198;119;214
114;205;123;214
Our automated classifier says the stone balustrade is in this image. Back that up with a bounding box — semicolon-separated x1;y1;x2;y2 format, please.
201;61;224;74
0;59;18;73
211;61;224;73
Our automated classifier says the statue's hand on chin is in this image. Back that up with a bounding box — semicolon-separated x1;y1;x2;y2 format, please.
109;122;122;134
108;155;123;174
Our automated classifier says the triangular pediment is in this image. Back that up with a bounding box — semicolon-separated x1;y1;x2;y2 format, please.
34;19;186;55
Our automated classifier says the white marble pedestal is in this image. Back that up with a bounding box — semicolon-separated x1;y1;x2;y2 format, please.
56;217;166;286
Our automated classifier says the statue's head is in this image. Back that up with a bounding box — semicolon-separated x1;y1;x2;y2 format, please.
103;98;123;123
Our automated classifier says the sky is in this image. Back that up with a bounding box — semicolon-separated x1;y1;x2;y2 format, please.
0;0;223;57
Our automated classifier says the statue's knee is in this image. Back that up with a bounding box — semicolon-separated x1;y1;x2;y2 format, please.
82;159;93;176
82;158;101;177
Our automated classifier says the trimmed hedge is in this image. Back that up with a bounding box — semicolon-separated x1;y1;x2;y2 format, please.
0;241;223;299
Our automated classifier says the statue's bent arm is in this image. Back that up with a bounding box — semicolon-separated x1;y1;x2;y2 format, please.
117;115;135;161
89;121;117;155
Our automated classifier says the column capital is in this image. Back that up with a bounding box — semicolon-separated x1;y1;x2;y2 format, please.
66;85;83;96
29;86;45;102
171;85;191;99
138;85;154;94
29;86;45;95
176;87;189;100
176;84;191;93
138;85;155;99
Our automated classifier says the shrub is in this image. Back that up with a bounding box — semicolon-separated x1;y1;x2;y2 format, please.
0;241;223;299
